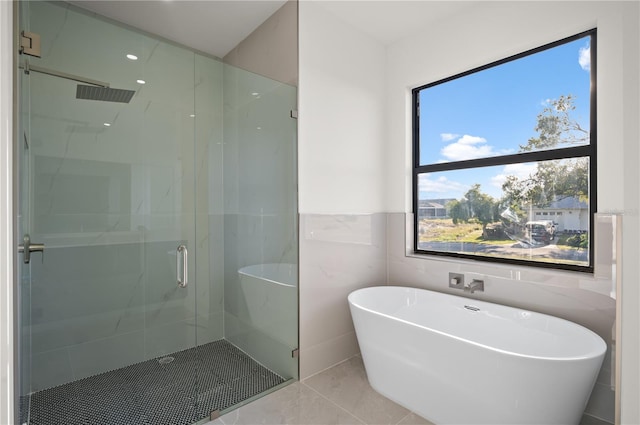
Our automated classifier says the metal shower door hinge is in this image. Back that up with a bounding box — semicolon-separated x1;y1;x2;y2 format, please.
290;110;298;119
20;31;41;58
291;348;299;358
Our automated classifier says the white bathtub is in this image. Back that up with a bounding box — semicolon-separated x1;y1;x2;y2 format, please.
348;286;606;425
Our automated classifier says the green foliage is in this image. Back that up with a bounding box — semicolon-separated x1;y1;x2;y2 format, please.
565;233;589;248
448;184;498;234
448;199;467;225
520;95;589;151
502;94;590;209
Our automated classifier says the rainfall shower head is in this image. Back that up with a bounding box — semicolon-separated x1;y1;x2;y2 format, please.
18;63;136;103
76;85;136;103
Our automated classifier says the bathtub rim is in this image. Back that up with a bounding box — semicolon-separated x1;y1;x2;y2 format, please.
348;285;607;362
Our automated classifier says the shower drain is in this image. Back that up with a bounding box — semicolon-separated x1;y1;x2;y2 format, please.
158;356;175;365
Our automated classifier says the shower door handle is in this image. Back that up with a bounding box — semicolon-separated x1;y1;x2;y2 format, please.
177;244;188;288
18;234;44;264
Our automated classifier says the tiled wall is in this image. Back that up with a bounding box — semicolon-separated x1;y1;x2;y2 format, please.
299;211;618;423
299;213;387;378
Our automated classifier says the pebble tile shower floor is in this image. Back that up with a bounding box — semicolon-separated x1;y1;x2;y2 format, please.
21;340;286;425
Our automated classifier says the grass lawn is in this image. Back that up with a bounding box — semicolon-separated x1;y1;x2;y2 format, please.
418;218;513;244
419;219;481;242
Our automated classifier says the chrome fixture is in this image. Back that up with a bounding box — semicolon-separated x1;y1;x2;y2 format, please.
176;244;188;288
448;272;464;289
20;61;136;103
465;279;484;294
17;234;44;264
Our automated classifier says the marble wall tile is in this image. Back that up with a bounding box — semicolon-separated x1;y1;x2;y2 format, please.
66;331;145;383
299;213;386;378
30;348;74;392
299;332;359;381
29;244;146;354
224;310;297;379
143;318;198;360
387;213;616;344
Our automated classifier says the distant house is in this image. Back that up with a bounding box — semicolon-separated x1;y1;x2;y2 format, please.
418;199;455;219
532;197;589;233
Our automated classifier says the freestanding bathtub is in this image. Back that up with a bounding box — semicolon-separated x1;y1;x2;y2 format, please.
348;286;606;425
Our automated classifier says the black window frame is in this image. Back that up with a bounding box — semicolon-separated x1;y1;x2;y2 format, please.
412;29;597;273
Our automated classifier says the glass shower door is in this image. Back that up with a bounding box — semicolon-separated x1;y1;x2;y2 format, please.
16;30;35;423
17;2;200;423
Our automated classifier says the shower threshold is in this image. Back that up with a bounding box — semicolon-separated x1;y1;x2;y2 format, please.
21;340;286;425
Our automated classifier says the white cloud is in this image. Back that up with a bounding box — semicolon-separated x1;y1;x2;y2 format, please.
579;45;590;71
418;174;467;195
490;163;537;189
440;133;460;142
440;134;493;161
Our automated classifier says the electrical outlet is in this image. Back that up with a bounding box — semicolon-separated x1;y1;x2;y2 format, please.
448;272;464;289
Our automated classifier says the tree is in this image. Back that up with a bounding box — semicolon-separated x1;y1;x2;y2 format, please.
520;95;589;151
503;95;590;208
449;184;499;237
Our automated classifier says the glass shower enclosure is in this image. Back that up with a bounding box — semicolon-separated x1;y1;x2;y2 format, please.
16;2;298;424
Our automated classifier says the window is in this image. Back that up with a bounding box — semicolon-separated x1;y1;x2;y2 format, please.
412;30;596;272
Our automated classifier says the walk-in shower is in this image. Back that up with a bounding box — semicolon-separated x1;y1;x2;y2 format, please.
16;2;298;424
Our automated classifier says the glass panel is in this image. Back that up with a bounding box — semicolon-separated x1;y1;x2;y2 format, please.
17;3;33;419
193;54;225;351
417;158;590;267
19;1;198;420
417;36;592;166
223;64;299;380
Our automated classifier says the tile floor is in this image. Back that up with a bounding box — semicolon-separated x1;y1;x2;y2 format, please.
207;356;433;425
207;355;612;425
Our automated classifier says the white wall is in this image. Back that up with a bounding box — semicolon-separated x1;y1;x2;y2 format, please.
298;1;387;215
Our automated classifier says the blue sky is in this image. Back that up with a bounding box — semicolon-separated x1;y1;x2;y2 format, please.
418;36;591;201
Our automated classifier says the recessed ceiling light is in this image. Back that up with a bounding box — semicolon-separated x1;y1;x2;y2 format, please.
103;123;111;127
126;54;138;60
136;79;146;84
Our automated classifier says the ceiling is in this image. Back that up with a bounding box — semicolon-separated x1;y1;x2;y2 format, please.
71;1;476;59
316;1;476;46
70;0;288;58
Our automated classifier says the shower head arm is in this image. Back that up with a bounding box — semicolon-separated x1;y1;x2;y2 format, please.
20;61;110;88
